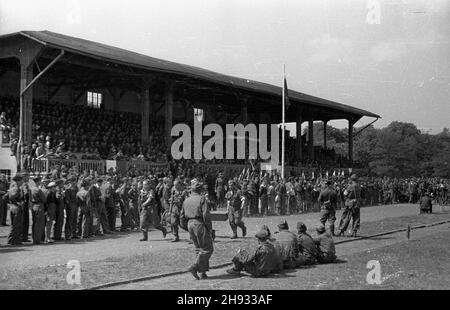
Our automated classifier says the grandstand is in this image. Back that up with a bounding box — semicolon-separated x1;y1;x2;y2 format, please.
0;30;380;177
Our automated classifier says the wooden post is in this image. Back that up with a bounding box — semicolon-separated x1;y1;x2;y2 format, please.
323;120;328;149
296;108;303;162
141;82;150;145
348;118;354;164
165;80;174;152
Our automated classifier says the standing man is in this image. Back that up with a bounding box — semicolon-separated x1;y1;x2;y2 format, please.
337;174;361;237
45;181;58;243
64;176;79;240
0;173;8;226
29;176;46;244
215;172;225;209
259;177;269;216
53;179;65;241
318;179;338;236
21;173;30;242
138;178;167;242
77;178;93;239
180;179;214;280
168;179;187;242
225;180;247;239
7;174;25;245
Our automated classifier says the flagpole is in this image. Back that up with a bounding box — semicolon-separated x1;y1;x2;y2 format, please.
281;64;286;180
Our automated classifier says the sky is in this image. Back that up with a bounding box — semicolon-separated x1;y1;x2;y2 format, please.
0;0;449;133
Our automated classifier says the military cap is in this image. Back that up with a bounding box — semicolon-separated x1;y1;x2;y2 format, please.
96;177;103;183
68;175;77;182
191;179;203;192
350;174;358;181
278;220;289;230
316;225;326;234
296;221;307;232
255;228;269;241
228;180;235;186
30;175;42;182
261;225;272;238
12;174;23;182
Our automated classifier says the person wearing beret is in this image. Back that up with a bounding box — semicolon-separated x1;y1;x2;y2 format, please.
225;180;247;239
7;175;25;245
318;179;338;236
138;178;167;242
313;225;337;264
337;174;361;237
180;179;213;280
226;228;282;277
273;220;303;269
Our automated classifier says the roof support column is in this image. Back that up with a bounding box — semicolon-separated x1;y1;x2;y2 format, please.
241;98;248;125
308;113;314;161
296;108;303;163
141;80;151;145
348;118;355;165
165;80;175;153
323;119;328;149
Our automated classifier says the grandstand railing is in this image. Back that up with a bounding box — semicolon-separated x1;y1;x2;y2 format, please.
31;158;106;175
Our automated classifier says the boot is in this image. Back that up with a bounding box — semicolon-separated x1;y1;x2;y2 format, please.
336;230;344;237
352;231;357;238
162;227;167;238
140;231;148;241
171;236;180;242
200;272;208;280
231;232;238;239
330;224;336;237
242;226;247;237
188;265;200;280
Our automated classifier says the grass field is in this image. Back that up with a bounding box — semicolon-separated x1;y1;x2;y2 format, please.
1;209;449;290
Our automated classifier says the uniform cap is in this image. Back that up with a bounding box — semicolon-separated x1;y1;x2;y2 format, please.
12;174;23;182
255;229;269;240
350;174;358;181
191;179;203;192
47;181;57;188
30;175;42;182
296;221;307;231
316;225;326;234
277;220;289;230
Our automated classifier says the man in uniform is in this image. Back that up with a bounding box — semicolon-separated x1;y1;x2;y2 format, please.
116;178;130;232
225;180;247;239
180;179;214;280
128;180;140;230
29;176;46;244
7;174;25;245
138;178;167;241
76;178;92;239
53;179;65;241
45;181;58;243
226;228;283;277
0;173;8;226
160;177;172;228
273;220;302;269
337;174;361;237
64;175;79;240
296;222;319;265
419;191;433;214
313;225;337;263
318;179;338;236
259;177;269;216
168;179;187;242
215;172;225;209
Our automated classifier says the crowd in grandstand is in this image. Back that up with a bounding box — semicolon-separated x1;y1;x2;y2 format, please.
1;96;353;170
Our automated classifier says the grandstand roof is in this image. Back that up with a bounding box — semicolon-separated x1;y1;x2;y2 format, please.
0;30;380;119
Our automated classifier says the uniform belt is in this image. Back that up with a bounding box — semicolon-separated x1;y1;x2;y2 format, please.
187;217;203;221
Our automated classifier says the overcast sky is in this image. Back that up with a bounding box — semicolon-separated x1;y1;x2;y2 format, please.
0;0;449;133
